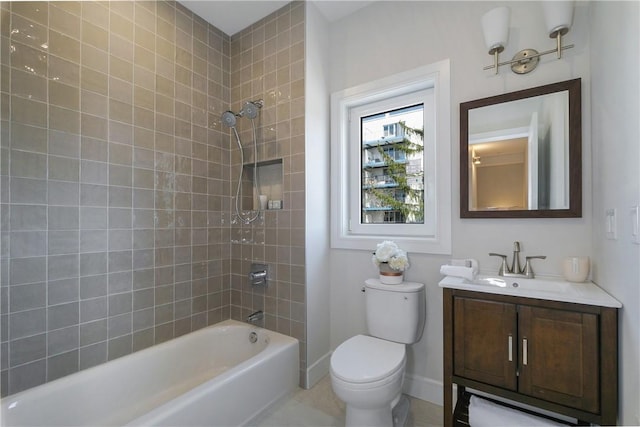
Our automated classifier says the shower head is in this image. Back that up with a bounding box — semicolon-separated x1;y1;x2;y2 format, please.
240;99;264;120
221;111;238;128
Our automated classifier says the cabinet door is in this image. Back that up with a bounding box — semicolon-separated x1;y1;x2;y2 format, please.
453;297;517;390
519;306;599;413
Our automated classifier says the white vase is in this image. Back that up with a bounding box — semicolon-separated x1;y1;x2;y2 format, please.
563;256;590;282
379;263;404;285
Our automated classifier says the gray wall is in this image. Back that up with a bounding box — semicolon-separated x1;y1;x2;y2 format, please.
324;3;640;424
326;0;592;405
590;2;640;425
226;2;307;384
0;0;233;396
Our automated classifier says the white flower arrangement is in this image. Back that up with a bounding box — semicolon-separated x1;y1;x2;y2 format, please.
372;240;410;272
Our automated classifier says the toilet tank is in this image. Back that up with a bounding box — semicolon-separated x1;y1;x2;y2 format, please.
364;279;426;344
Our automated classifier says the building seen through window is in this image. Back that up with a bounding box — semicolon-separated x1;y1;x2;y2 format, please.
361;104;424;224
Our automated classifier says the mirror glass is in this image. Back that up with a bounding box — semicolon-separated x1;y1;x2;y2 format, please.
460;79;581;218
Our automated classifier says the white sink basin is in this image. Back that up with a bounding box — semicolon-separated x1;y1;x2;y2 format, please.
439;274;622;308
470;276;576;293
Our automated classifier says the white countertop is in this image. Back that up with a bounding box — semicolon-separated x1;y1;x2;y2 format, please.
439;275;622;308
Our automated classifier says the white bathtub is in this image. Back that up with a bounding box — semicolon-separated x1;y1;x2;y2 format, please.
1;319;299;426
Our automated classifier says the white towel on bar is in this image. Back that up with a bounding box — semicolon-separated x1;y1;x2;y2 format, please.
468;396;568;427
439;258;478;281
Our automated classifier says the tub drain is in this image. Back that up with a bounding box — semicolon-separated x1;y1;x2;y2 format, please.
249;331;258;343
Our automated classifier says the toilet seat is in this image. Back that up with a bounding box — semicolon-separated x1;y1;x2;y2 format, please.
331;335;405;384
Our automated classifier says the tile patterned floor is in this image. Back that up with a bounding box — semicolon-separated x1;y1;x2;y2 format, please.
253;375;443;427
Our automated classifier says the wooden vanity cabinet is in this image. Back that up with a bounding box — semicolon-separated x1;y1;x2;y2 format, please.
453;298;517;391
518;305;599;412
443;289;618;426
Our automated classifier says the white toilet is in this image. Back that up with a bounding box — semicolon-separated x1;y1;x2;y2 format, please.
330;279;426;427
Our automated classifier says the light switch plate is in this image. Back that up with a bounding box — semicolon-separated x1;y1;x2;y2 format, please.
632;206;640;244
605;208;617;240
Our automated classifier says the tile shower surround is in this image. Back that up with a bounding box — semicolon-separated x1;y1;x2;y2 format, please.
0;0;306;396
227;2;306;383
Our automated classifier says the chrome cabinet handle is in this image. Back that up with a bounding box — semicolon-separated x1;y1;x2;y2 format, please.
522;338;528;366
508;335;513;362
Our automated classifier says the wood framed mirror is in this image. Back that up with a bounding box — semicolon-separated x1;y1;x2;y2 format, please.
460;78;582;218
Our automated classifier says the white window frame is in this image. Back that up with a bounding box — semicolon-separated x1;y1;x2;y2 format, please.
330;60;451;254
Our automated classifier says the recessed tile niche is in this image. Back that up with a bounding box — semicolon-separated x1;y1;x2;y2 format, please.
241;159;284;211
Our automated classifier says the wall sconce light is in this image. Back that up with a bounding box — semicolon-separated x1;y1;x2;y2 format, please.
482;1;575;75
473;156;482;165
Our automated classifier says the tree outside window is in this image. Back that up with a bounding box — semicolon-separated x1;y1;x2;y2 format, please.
361;105;424;224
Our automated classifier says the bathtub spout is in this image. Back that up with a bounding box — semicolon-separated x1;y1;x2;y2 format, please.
247;310;264;324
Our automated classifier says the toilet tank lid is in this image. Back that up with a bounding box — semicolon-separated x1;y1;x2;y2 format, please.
331;335;405;383
365;279;424;293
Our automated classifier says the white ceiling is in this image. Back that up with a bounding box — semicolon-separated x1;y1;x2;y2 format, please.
179;0;374;36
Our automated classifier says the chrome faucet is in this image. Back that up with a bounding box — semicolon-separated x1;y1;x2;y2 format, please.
246;310;264;324
489;241;546;279
510;241;523;275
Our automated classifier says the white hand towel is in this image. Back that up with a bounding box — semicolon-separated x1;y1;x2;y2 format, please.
440;265;476;280
440;258;478;281
450;258;472;267
468;396;567;427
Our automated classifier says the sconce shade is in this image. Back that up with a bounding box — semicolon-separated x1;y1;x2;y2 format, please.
482;7;510;54
542;1;574;37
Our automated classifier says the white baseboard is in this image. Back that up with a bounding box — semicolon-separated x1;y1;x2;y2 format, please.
305;352;331;389
403;373;443;406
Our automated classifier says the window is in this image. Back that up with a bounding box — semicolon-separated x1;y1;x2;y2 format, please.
331;61;451;254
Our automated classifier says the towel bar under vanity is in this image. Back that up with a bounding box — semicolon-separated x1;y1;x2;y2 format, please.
453;391;585;427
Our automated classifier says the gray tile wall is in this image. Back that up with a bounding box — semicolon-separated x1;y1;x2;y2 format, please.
227;2;307;385
0;0;234;396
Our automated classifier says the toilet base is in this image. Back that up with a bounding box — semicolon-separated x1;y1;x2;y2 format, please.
392;394;411;427
343;394;410;427
345;405;393;427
